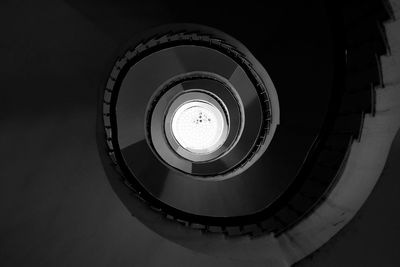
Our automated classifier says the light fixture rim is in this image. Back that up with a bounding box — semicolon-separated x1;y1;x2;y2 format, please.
164;90;232;162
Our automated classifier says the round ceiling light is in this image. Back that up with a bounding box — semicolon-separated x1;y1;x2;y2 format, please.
170;100;228;155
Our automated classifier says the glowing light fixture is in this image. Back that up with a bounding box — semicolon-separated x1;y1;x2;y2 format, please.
171;100;228;155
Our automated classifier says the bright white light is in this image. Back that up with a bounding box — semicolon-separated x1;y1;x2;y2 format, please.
171;100;226;154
